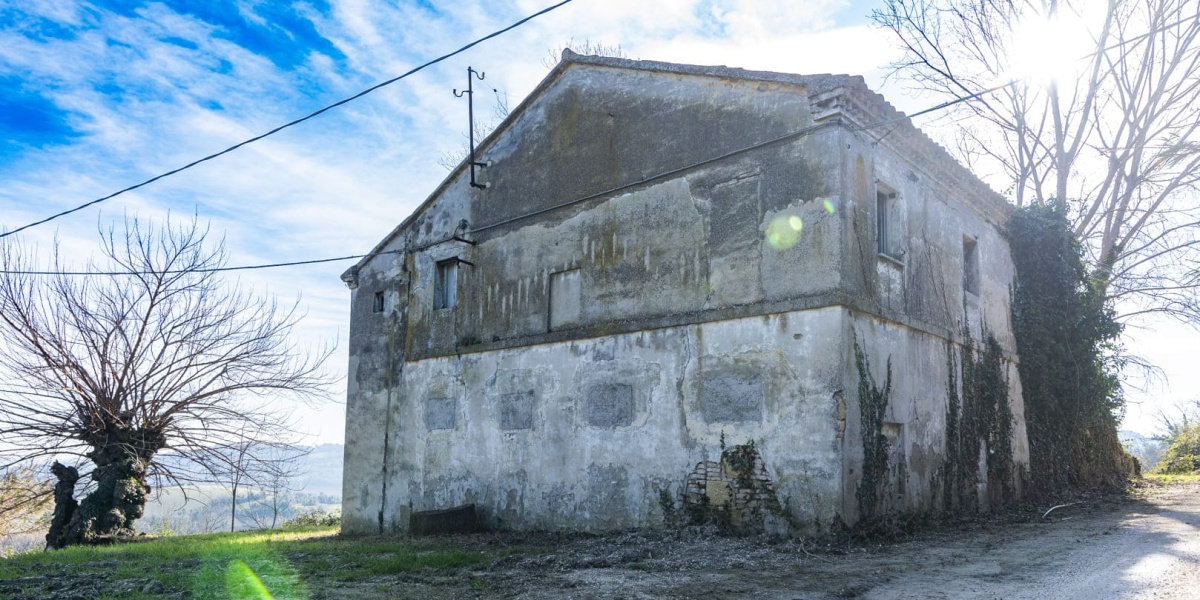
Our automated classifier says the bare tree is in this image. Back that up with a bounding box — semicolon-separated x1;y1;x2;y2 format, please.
260;446;307;529
240;445;308;530
873;0;1200;323
0;467;51;539
1156;397;1200;441
210;425;309;532
437;87;512;172
0;217;330;547
213;429;256;533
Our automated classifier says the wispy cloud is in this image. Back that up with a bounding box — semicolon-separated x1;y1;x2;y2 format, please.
1;0;906;442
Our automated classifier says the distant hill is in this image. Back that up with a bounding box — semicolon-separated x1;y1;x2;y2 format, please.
1120;430;1166;471
139;444;343;534
297;443;343;497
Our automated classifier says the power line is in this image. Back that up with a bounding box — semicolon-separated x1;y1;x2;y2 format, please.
0;250;402;276
854;80;1018;133
2;80;1016;278
0;0;576;241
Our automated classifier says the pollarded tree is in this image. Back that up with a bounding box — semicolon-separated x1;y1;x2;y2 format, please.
0;217;330;547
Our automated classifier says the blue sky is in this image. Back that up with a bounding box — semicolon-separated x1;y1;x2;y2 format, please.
0;0;1183;441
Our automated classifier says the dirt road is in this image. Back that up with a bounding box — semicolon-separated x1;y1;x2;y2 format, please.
461;481;1200;599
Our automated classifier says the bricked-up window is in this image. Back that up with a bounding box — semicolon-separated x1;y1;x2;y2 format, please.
434;259;458;309
372;291;385;313
877;190;903;260
963;236;980;295
548;269;581;330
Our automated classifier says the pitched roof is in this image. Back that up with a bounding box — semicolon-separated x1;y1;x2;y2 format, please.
344;51;1009;281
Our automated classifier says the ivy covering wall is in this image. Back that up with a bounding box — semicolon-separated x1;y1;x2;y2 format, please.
1009;203;1134;494
941;334;1014;513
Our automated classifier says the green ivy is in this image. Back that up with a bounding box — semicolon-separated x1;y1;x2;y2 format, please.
940;331;1014;512
1154;423;1200;475
1009;202;1132;493
853;335;891;520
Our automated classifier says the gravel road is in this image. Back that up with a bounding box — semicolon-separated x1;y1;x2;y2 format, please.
469;480;1200;599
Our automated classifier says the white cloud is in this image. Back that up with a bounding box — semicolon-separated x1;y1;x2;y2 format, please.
4;0;1178;443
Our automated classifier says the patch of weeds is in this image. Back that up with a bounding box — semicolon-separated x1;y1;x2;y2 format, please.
658;489;679;525
1143;473;1200;485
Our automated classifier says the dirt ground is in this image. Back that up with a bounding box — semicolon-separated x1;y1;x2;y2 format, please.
333;480;1200;600
4;481;1196;599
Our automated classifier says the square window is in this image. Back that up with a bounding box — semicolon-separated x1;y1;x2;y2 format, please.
372;291;385;313
434;259;458;309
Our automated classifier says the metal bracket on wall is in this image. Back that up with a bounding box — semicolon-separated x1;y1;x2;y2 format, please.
453;66;493;190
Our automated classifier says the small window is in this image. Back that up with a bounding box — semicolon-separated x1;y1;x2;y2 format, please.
434;259;458;309
963;236;980;295
372;291;385;313
877;190;903;260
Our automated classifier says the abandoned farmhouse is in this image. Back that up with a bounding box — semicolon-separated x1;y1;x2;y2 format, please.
340;51;1030;534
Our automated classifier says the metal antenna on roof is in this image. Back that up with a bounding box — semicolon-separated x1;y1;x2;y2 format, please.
453;67;492;189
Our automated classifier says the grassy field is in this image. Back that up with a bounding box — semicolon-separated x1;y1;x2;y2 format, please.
0;527;527;599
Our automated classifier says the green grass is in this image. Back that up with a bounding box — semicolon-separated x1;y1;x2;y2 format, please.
0;527;528;600
1144;472;1200;484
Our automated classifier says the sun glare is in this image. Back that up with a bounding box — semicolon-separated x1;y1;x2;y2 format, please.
1004;11;1096;85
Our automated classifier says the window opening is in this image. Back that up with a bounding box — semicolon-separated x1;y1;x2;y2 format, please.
372;291;385;313
435;259;459;309
963;236;980;295
877;190;902;260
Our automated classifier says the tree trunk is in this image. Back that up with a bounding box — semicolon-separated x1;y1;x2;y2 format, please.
45;462;79;549
47;445;151;548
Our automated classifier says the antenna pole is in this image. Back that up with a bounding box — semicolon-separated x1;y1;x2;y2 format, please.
453;67;490;189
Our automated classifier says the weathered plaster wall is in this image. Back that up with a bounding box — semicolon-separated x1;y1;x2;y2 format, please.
469;64;816;231
341;244;403;534
386;64;846;362
341;55;1029;534
838;126;1018;351
376;308;847;532
835;121;1030;524
843;313;1031;524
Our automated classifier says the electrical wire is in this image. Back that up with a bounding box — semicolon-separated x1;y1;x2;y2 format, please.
0;250;402;276
0;79;1016;277
0;0;576;241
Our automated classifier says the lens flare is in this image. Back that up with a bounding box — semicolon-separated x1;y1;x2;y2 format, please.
823;199;837;215
226;559;274;600
766;215;803;250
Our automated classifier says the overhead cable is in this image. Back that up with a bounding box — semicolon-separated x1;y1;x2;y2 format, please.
1;80;1019;277
0;250;402;276
0;0;576;240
